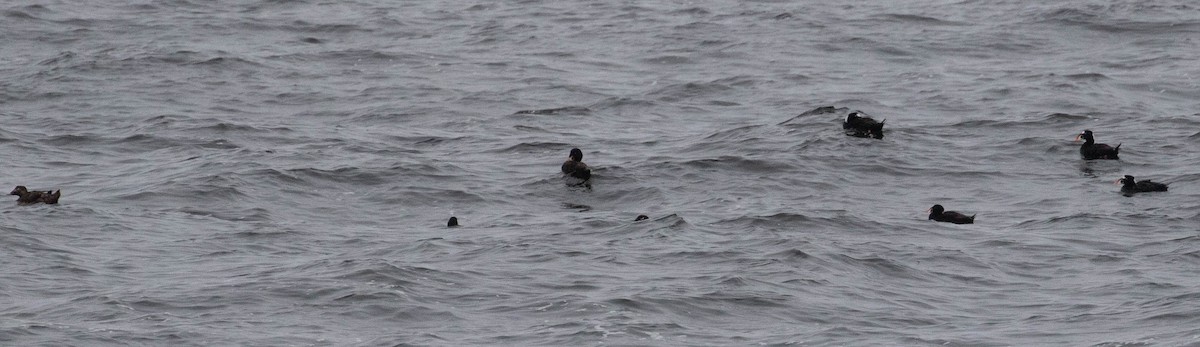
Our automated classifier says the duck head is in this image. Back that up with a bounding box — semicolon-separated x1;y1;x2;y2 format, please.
1075;130;1095;144
927;204;945;219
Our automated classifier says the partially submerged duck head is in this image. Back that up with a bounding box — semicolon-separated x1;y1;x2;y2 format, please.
843;111;885;139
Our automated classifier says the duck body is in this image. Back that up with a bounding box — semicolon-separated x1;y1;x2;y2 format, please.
561;160;591;180
843;111;885;139
1119;175;1167;195
1077;130;1120;160
928;204;975;224
10;186;61;205
561;148;592;181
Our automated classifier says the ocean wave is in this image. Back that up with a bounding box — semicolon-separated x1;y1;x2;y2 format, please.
654;156;797;175
1033;5;1200;34
778;106;848;125
645;80;734;102
512;106;591;115
872;13;968;26
283;20;369;34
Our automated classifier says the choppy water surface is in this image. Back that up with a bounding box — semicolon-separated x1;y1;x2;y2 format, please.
3;0;1200;345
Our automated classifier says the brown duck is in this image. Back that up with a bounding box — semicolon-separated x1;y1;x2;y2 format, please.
11;186;61;205
561;148;592;181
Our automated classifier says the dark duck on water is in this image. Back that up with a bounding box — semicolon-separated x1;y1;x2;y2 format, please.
1117;175;1168;195
928;204;975;224
843;111;885;139
11;186;61;205
561;148;592;181
1076;130;1120;160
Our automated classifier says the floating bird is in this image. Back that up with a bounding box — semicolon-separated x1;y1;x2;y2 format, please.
1117;175;1168;195
635;214;649;221
843;111;885;139
10;186;60;205
1076;130;1120;160
561;148;592;181
447;217;459;227
928;204;975;224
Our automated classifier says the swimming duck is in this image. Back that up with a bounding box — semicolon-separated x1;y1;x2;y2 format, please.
1076;130;1120;160
928;204;975;224
1117;175;1167;195
11;186;60;205
561;148;592;181
843;111;885;139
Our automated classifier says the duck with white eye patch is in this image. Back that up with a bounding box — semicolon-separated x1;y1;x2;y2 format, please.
1116;175;1167;195
1075;130;1120;160
843;111;885;139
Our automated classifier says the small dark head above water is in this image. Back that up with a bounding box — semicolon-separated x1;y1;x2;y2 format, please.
928;204;975;224
635;214;649;221
843;111;885;139
447;216;459;227
561;148;592;181
1117;175;1167;195
1076;130;1120;160
11;186;61;205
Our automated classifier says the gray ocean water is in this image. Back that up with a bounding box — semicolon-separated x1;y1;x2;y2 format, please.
3;0;1200;346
